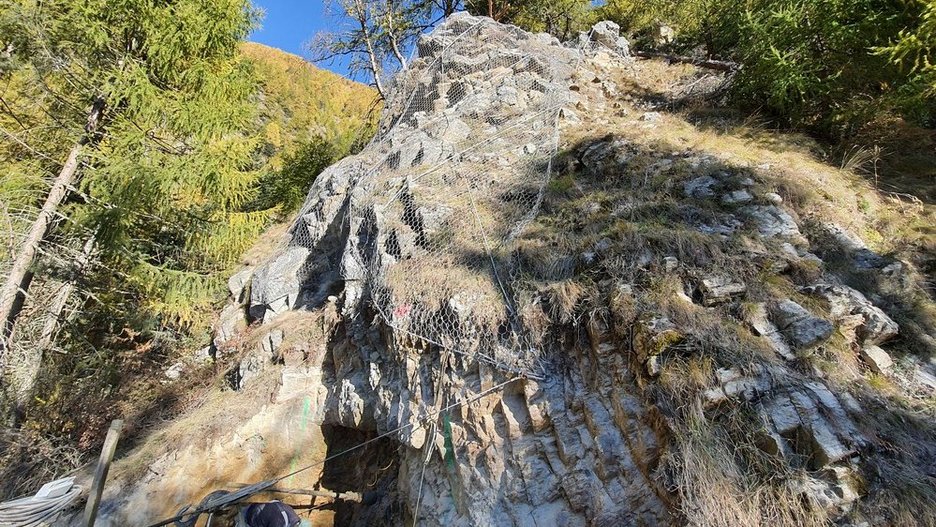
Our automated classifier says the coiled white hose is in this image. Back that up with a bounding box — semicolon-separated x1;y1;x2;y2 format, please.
0;478;82;527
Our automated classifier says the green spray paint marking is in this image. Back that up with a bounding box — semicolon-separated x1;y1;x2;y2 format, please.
442;412;456;470
286;395;315;486
300;395;313;431
442;412;465;513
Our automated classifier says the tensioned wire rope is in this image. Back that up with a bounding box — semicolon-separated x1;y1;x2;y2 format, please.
145;374;523;527
151;17;607;527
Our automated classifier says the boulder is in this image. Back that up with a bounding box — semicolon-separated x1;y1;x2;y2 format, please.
771;300;834;350
651;24;675;46
745;302;795;360
698;276;746;306
662;256;678;272
249;246;310;320
858;345;893;374
214;303;247;349
741;205;804;241
763;389;859;469
227;267;253;303
721;190;753;204
683;175;718;198
632;315;682;365
585;21;631;58
821;223;887;270
164;362;185;380
801;284;898;345
764;192;783;205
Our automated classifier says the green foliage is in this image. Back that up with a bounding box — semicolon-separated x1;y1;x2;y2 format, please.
876;0;936;121
465;0;592;39
599;0;936;134
1;2;378;333
241;42;379;163
731;0;923;132
258;136;337;212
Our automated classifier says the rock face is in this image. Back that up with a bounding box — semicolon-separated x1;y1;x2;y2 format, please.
771;300;834;350
238;14;672;526
801;283;899;345
121;13;936;527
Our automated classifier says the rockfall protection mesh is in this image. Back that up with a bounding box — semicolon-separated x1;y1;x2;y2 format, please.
287;15;606;380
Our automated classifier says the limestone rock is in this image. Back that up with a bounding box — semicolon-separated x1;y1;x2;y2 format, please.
632;315;682;364
584;20;631;58
764;192;783;205
821;223;887;270
698;275;746;306
237;348;271;390
762;388;861;469
227;266;253;303
249;246;310;320
164;362;184;380
741;205;804;242
801;284;898;345
684;175;717;198
214;303;247;350
651;24;675;46
858;345;893;374
703;366;769;406
746;302;796;360
721;189;753;204
771;300;834;350
662;256;679;272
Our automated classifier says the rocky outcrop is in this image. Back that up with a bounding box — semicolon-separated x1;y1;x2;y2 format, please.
120;13;936;527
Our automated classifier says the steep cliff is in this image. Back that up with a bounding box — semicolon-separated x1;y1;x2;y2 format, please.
97;13;936;527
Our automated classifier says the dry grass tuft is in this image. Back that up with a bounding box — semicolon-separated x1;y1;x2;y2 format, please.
663;404;829;527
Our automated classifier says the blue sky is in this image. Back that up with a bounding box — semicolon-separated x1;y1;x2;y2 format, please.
249;0;353;77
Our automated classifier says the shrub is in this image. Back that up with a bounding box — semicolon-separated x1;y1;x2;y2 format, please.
260;136;336;212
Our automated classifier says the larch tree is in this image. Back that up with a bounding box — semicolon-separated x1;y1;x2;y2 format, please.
0;0;273;416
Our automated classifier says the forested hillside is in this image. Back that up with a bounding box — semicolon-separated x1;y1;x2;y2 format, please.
242;42;377;160
0;0;376;498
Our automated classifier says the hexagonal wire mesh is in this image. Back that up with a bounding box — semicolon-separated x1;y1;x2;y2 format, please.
290;15;601;380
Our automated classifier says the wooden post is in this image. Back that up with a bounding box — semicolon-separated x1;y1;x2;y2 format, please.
83;419;123;527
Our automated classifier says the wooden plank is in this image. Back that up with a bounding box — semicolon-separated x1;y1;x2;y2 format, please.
229;483;362;502
83;419;123;527
634;50;739;72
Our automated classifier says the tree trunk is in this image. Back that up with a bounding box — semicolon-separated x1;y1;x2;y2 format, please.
0;98;102;377
37;232;96;351
352;0;386;98
384;1;408;70
0;143;83;344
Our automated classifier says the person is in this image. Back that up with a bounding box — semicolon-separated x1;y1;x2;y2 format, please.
234;500;301;527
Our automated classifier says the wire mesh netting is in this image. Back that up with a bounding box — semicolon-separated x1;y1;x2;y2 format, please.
285;15;587;380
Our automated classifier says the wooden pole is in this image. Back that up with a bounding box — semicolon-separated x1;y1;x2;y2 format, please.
633;50;739;72
83;419;123;527
229;483;362;502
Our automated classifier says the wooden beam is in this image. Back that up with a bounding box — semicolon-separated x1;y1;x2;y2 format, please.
229;483;362;503
83;419;123;526
634;51;739;72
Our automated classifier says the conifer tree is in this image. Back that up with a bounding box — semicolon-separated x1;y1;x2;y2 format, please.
0;0;273;406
